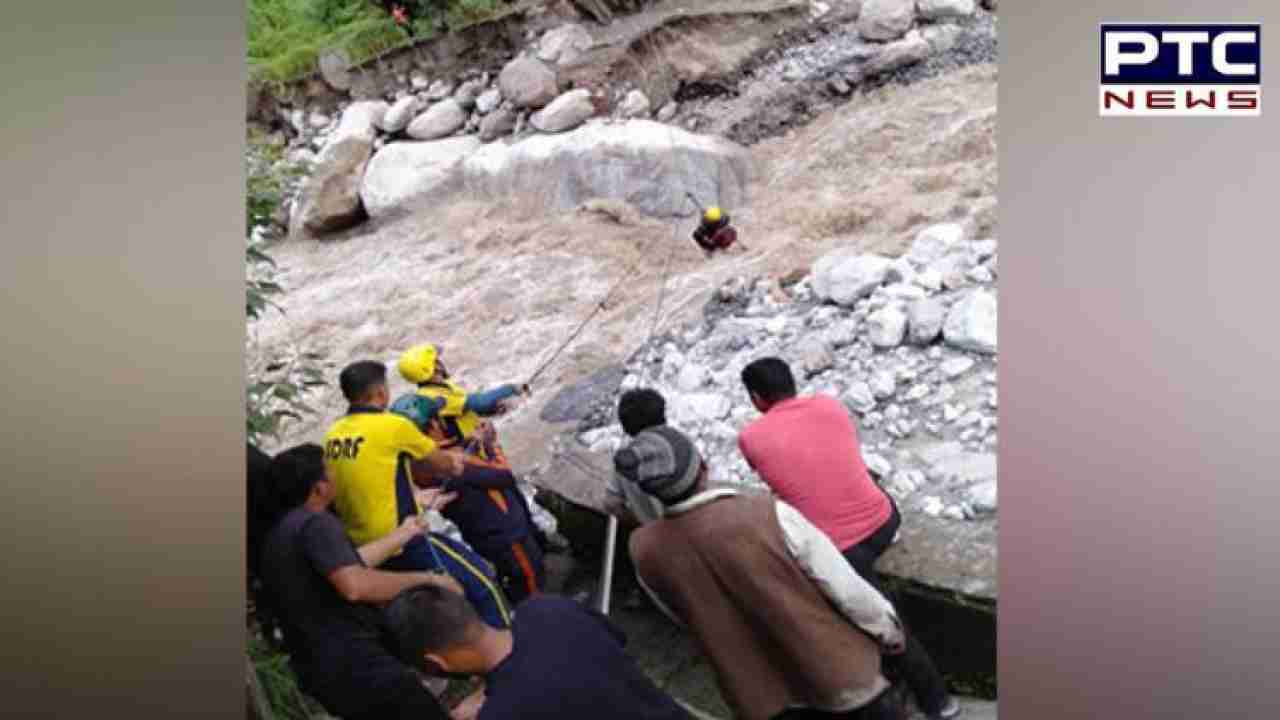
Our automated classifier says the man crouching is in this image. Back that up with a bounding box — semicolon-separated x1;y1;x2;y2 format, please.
616;426;907;720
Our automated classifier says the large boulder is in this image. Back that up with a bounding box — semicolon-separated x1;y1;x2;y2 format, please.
537;24;594;67
917;0;975;20
360;137;482;220
943;289;997;354
379;96;418;134
460;120;750;217
289;102;381;236
857;0;916;41
407;99;467;140
811;253;892;306
530;89;595;133
498;56;560;109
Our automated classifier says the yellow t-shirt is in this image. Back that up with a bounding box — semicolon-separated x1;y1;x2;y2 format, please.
323;407;437;547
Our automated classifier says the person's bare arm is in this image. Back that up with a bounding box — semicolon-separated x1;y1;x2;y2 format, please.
327;565;462;605
411;448;465;487
356;488;457;567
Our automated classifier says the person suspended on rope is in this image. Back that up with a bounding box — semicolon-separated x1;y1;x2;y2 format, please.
322;359;515;629
391;343;546;604
691;206;738;256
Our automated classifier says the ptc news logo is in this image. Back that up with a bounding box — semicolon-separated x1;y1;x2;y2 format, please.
1100;24;1261;117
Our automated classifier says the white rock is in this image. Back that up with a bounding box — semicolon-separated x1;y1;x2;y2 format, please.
867;306;908;348
914;269;943;292
971;238;998;263
359;136;482;219
920;496;945;517
886;258;917;284
905;383;931;402
537;24;594;66
863;32;933;76
864;452;893;478
461;120;750;217
476;88;503;115
676;393;732;423
619;89;652;118
940;356;975;378
478;106;517;142
870;371;898;399
812;253;892;306
379;96;418;133
531;89;596;133
987;389;998;408
793;338;832;376
883;283;927;302
454;79;485;110
411;73;429;90
887;469;924;500
917;0;976;21
844;382;877;413
966;265;994;284
942;505;968;521
498;56;560;109
968;479;998;515
289;102;382;236
676;364;710;392
407;99;468;140
943;404;963;422
308;111;332;129
858;0;916;41
943;290;997;354
426;79;456;101
908;223;969;266
921;24;963;55
932;384;957;406
956;411;983;427
908;298;946;345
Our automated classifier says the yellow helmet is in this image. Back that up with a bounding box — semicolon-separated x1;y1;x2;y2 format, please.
703;206;722;224
398;343;439;384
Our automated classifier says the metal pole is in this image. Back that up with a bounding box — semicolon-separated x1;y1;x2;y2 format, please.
597;514;619;615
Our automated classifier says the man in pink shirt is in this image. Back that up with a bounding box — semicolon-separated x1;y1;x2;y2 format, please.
738;357;960;720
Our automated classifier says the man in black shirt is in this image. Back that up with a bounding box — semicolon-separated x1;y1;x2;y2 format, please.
387;585;693;720
258;443;463;720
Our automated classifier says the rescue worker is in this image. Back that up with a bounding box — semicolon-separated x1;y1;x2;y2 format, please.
391;344;546;604
323;359;516;629
691;206;738;256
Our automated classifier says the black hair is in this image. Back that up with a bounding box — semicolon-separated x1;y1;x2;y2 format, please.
741;357;797;404
247;443;275;579
262;444;327;528
386;583;482;670
617;388;667;436
339;360;387;403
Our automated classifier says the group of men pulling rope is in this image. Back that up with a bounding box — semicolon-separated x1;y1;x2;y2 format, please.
249;326;962;720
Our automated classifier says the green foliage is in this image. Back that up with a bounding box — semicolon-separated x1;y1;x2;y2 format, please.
245;136;328;445
247;0;508;84
248;633;322;720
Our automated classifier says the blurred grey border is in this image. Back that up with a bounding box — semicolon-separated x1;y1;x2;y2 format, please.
1003;1;1280;717
1;0;1279;717
0;2;245;717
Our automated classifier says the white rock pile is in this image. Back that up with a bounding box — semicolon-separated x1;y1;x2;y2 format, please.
573;222;998;523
